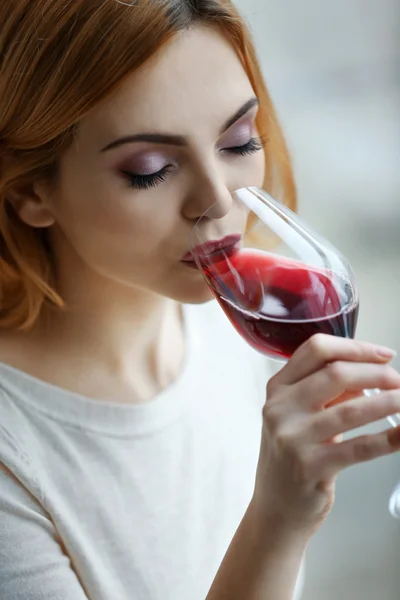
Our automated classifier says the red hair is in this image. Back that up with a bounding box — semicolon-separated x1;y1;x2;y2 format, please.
0;0;296;330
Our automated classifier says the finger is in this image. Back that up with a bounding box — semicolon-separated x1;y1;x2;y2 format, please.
327;388;397;408
313;423;400;479
306;389;400;442
295;362;400;411
275;334;396;386
326;389;364;408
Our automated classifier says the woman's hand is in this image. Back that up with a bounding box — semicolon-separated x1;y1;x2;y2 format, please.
253;334;400;535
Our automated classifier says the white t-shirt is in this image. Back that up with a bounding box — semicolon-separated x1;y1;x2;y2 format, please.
0;300;304;600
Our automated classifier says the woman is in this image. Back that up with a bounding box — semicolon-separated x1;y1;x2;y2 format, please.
0;2;399;599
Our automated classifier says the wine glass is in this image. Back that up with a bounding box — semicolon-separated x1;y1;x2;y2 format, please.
188;186;400;431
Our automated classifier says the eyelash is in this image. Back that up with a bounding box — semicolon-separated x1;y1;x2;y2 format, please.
122;136;267;190
224;135;267;156
122;166;173;190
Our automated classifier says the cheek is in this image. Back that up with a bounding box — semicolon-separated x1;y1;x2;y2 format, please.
231;150;266;191
251;150;266;185
53;175;177;260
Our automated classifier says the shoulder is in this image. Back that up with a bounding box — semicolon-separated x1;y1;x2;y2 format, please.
0;332;36;445
0;334;45;499
0;384;44;504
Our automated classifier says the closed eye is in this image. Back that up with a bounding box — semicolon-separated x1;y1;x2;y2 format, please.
223;135;268;156
121;135;267;190
121;165;173;190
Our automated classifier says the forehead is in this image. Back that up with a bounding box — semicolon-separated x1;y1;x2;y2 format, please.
78;25;255;144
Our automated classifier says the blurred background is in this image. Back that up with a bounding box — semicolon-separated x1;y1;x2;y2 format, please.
235;0;400;598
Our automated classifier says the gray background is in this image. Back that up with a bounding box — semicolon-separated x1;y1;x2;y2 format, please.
235;1;400;598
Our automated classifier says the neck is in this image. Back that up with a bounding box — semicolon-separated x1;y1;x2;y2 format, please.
32;273;185;403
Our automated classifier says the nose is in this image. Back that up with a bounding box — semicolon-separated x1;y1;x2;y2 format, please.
182;167;233;222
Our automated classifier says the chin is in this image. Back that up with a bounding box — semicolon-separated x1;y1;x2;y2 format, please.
168;276;216;305
184;288;215;305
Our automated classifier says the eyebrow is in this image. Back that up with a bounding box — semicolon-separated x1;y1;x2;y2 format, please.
100;96;259;152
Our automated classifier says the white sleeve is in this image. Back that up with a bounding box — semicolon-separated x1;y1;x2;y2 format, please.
0;462;89;600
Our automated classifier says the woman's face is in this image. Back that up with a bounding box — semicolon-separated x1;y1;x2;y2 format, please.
34;25;266;304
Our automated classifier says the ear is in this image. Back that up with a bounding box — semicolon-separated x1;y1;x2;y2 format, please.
7;180;56;228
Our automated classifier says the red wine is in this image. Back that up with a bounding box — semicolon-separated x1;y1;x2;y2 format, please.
202;249;359;359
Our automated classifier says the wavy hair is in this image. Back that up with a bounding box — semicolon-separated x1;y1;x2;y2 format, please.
0;0;296;330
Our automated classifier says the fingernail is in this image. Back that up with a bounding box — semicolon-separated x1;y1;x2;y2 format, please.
375;346;397;359
388;426;400;449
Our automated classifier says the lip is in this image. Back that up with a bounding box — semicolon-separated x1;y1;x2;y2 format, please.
181;233;242;265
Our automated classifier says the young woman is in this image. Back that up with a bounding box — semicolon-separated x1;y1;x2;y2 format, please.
1;2;399;599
